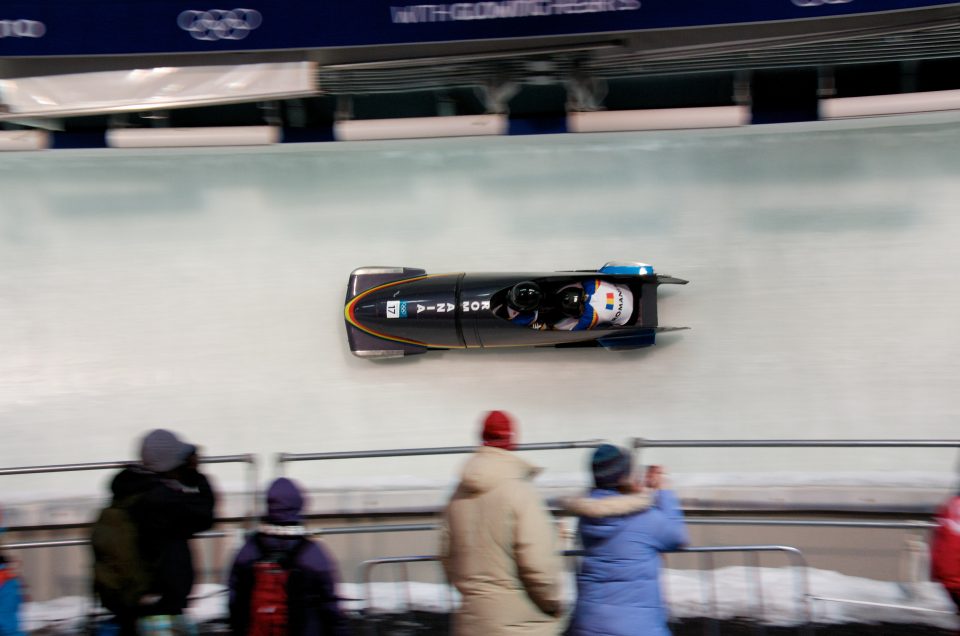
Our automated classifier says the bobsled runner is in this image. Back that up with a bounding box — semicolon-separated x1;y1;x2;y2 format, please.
344;261;687;358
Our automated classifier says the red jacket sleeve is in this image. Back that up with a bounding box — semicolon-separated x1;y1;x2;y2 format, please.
931;496;960;591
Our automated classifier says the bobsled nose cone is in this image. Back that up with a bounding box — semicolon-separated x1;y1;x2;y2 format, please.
351;301;378;322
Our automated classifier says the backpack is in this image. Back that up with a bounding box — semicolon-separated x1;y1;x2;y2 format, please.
90;494;154;613
248;535;308;636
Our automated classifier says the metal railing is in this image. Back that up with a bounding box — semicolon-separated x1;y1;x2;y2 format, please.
277;438;960;514
1;521;443;553
360;545;814;636
0;454;260;524
811;596;959;616
0;454;256;476
277;437;960;469
2;521;452;630
4;437;956;628
632;439;960;450
4;516;934;552
12;528;952;633
632;438;960;472
277;439;605;469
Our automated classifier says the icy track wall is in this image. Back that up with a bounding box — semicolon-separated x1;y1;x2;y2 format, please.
2;118;960;500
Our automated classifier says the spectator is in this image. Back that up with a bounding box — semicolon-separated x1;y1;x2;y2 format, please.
440;410;563;636
229;477;346;636
563;445;687;636
931;489;960;614
100;429;216;636
0;508;25;636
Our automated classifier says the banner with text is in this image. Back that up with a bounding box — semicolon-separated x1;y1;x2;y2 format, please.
2;0;958;57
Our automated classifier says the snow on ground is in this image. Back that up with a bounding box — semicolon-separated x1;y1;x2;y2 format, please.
21;568;959;633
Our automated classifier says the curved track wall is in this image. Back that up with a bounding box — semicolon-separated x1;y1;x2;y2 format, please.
2;116;959;495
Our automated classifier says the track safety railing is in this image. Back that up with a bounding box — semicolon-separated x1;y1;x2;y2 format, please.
1;522;443;553
0;454;260;524
276;438;960;470
360;545;814;636
631;438;960;477
4;516;934;552
276;439;606;470
4;437;958;629
2;522;451;632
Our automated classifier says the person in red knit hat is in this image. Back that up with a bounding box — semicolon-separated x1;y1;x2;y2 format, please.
480;410;516;450
440;411;562;636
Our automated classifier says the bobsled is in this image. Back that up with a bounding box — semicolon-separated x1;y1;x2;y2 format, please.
344;262;687;358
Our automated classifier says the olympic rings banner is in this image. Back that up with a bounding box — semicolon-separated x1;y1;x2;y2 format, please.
1;0;959;57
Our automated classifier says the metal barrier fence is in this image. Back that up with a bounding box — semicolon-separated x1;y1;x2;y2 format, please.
3;438;957;630
277;438;960;510
9;526;952;633
277;438;960;469
631;438;960;476
1;523;453;633
276;439;605;470
0;454;260;522
0;522;441;552
360;545;814;636
2;515;936;552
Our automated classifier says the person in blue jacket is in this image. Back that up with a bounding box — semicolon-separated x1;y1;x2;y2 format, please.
563;445;688;636
0;554;24;636
0;507;25;636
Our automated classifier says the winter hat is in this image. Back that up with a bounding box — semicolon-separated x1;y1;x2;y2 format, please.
266;477;305;525
481;410;516;450
140;429;197;474
591;444;632;489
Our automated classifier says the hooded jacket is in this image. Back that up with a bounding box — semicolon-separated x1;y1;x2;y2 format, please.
440;446;563;636
931;494;960;592
109;463;216;616
228;478;347;636
0;558;24;636
564;489;688;636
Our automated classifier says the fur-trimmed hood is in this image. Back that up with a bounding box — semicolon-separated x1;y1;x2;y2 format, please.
562;491;652;518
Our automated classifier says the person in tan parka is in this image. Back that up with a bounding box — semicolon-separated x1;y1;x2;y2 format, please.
440;411;563;636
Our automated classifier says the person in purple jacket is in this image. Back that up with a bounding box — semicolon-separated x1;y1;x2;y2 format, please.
228;478;347;636
563;445;688;636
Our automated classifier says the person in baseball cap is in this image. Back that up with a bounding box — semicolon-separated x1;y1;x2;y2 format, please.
98;428;215;636
140;429;197;474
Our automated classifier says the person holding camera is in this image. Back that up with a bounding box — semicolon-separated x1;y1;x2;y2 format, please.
95;429;216;636
563;446;687;636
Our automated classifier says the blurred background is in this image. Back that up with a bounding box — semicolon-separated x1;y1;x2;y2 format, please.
2;1;960;631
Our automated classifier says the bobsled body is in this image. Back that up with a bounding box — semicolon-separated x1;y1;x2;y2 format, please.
344;263;687;358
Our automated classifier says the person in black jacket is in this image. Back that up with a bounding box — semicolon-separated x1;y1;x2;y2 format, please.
107;429;216;636
228;478;347;636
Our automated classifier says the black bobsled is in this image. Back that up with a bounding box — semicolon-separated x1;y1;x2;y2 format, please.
344;262;687;358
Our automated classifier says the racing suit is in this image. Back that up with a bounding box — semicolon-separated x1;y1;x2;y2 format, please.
553;279;634;331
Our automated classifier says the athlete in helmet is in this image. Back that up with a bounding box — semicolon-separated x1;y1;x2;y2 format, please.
552;279;634;331
502;281;546;328
558;286;586;318
508;281;543;313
